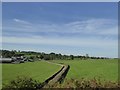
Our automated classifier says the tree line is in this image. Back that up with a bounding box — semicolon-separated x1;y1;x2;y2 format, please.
0;50;109;60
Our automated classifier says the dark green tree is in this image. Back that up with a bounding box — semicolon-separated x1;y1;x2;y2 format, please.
70;55;74;60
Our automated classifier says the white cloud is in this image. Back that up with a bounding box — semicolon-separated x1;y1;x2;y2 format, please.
2;36;117;49
13;18;31;25
65;18;117;35
4;18;117;38
0;18;118;56
99;27;118;35
3;18;118;53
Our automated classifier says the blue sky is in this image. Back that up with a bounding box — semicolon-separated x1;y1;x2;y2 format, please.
2;2;118;58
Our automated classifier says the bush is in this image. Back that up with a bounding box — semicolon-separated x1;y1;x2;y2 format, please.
2;76;43;90
48;78;120;88
2;77;120;89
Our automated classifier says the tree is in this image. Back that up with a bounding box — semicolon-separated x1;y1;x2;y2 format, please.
44;55;50;60
39;54;44;60
70;55;74;60
29;56;34;59
1;50;15;58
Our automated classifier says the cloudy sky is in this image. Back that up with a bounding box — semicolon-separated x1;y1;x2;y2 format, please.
2;2;118;57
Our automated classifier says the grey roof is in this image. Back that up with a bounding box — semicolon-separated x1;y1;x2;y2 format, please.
0;58;12;63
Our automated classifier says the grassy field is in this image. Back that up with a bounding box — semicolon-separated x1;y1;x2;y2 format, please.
2;59;118;87
50;59;118;82
2;61;61;85
0;64;2;89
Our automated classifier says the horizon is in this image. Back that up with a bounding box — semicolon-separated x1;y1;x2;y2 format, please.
2;2;118;58
0;49;115;58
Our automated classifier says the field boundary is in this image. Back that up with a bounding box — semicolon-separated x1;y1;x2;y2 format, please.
40;61;70;88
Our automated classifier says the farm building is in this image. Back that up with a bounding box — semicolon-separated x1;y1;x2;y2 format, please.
0;53;34;63
0;57;28;63
0;58;14;63
0;57;33;64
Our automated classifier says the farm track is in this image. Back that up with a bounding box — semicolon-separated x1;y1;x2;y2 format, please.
40;60;70;88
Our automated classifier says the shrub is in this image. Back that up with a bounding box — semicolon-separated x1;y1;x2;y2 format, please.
48;78;120;88
2;76;43;90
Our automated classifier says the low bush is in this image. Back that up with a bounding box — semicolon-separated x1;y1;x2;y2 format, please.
49;78;120;89
2;77;120;89
2;76;43;90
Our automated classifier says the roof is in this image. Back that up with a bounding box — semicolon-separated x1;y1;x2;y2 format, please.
0;58;12;63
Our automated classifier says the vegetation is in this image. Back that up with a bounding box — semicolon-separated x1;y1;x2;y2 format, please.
0;64;2;89
49;78;119;88
2;77;119;89
1;49;119;89
0;50;16;58
2;76;42;90
2;61;61;85
2;59;118;84
1;50;110;61
50;59;118;82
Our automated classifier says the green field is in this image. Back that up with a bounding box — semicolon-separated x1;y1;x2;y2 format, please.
50;59;118;82
2;61;61;84
0;64;2;89
2;59;118;86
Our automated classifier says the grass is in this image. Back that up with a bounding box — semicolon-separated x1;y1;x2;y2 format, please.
0;64;2;89
2;61;61;85
50;59;118;82
2;59;118;88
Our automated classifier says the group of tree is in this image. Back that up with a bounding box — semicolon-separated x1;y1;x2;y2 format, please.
0;50;16;58
0;50;109;60
29;53;74;60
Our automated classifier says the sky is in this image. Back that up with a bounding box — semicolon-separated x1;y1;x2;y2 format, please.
1;0;120;2
2;2;118;58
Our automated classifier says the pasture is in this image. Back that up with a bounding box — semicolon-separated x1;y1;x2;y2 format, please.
50;59;118;82
2;61;61;85
2;59;118;86
0;64;2;89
